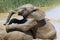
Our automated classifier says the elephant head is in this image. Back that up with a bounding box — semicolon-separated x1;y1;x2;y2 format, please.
17;4;45;21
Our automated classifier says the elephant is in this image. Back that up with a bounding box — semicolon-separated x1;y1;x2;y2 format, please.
4;18;37;40
4;4;56;40
12;4;56;39
2;4;35;40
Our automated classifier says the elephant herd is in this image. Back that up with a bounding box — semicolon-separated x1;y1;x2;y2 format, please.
0;4;56;40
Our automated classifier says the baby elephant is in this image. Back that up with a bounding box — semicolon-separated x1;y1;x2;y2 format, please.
13;4;56;39
5;4;56;40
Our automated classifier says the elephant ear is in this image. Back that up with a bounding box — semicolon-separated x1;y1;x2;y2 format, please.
30;7;45;21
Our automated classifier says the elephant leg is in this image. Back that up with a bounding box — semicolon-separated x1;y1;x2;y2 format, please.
5;31;33;40
32;21;57;39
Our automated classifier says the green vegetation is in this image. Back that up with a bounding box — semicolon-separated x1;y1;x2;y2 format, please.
0;0;60;12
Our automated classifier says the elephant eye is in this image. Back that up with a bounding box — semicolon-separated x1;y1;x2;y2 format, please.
18;11;24;15
31;9;38;13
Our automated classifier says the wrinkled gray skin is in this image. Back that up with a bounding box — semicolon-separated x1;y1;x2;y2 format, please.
5;18;36;40
5;31;33;40
0;24;33;40
4;4;37;40
4;4;34;25
5;4;56;40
